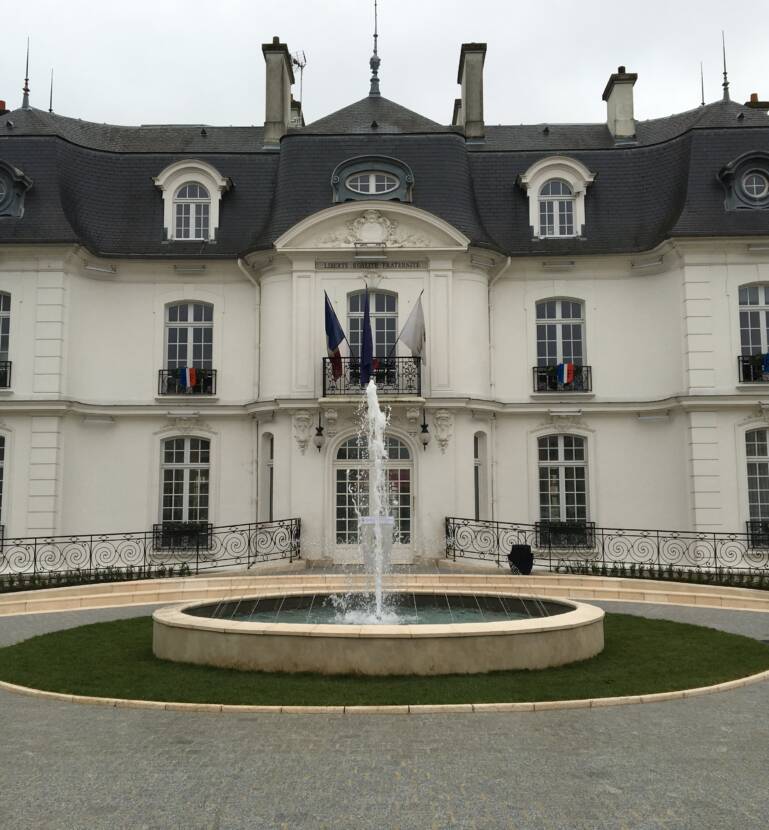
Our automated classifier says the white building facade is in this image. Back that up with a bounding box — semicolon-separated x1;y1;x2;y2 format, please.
1;41;769;563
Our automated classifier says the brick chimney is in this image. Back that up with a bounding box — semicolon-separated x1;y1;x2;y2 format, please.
262;36;295;148
745;93;769;110
0;101;8;116
455;43;487;141
602;66;638;139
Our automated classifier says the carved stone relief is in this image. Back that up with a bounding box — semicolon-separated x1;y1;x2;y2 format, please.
292;411;314;454
433;409;453;453
313;209;432;249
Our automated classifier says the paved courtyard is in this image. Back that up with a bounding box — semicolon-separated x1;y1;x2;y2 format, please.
1;601;768;830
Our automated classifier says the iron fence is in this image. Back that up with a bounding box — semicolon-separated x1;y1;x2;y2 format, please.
158;368;217;396
445;516;769;573
532;364;592;393
737;354;769;383
0;518;300;580
0;361;11;389
323;356;422;396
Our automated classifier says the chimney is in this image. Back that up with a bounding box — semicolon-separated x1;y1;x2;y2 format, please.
261;36;295;148
745;93;769;110
456;43;487;141
0;100;8;116
602;66;638;139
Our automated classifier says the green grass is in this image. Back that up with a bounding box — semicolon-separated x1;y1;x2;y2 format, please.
0;614;767;706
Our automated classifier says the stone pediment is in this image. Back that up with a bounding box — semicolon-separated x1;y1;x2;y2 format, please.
274;203;469;252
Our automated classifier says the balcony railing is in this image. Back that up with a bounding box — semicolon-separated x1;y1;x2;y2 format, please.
158;368;217;396
738;355;769;383
323;356;422;396
533;364;592;392
152;521;213;551
535;520;596;549
0;361;11;388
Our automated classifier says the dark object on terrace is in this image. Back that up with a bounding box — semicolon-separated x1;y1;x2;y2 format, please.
508;544;533;575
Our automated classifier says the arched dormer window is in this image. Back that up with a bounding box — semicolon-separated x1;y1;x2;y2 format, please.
0;160;32;219
718;151;769;211
518;156;595;239
331;156;414;203
154;160;231;241
174;182;210;240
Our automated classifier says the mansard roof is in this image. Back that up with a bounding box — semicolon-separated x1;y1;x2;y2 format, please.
0;97;767;258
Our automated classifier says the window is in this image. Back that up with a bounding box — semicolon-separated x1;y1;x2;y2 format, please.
536;299;584;365
331;156;414;203
174;182;210;240
263;433;275;523
335;436;412;545
0;434;5;530
348;291;397;358
161;302;215;395
473;432;488;521
0;293;10;388
538;435;588;524
161;437;210;524
0;178;6;203
743;171;769;200
746;429;769;545
0;160;32;218
539;180;575;237
346;172;399;195
718;152;769;211
739;285;769;355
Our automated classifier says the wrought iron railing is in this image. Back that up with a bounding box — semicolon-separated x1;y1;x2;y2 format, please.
533;364;592;393
0;361;11;389
738;355;769;383
158;368;217;396
323;356;422;396
0;518;300;582
445;516;769;572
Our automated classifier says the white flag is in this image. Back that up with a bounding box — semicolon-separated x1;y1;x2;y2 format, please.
399;294;426;365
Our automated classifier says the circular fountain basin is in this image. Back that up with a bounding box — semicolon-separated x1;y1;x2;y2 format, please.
153;591;605;676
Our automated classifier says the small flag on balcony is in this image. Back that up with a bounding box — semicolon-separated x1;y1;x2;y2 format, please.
177;367;197;390
399;291;426;364
556;362;575;385
324;292;348;380
361;289;374;386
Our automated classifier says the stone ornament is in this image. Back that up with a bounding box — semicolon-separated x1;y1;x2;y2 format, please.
317;209;430;249
433;410;453;453
292;411;314;454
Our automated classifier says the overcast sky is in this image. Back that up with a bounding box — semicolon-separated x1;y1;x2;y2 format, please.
3;0;767;128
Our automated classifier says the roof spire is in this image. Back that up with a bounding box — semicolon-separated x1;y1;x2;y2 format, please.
22;37;30;110
48;68;54;114
721;30;730;102
369;0;381;97
700;61;705;106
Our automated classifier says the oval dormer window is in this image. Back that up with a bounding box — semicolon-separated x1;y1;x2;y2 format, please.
0;177;7;204
743;171;769;200
346;172;399;195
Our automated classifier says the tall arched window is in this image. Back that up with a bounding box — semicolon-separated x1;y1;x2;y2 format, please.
260;432;275;523
157;436;211;550
534;299;588;391
473;432;488;521
746;429;769;545
174;182;210;240
537;435;589;546
539;179;575;237
348;291;398;358
0;292;10;388
0;434;6;529
738;284;769;382
161;302;215;395
335;436;412;545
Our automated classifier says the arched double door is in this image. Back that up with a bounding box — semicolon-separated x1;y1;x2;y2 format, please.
333;435;413;558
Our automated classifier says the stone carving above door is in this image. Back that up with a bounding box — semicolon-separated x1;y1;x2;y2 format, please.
315;210;431;249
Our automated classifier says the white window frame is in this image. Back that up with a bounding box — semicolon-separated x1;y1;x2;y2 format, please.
165;302;214;370
739;284;769;355
173;182;211;241
537;434;589;523
347;290;398;359
154;159;230;242
346;172;399;195
519;156;595;239
536;298;586;366
160;436;211;525
0;433;6;529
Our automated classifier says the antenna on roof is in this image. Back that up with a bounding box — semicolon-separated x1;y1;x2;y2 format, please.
22;37;30;110
721;31;730;102
700;61;705;106
291;51;307;117
369;0;381;97
48;68;54;114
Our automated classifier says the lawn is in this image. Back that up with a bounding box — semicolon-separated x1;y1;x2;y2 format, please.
0;613;767;706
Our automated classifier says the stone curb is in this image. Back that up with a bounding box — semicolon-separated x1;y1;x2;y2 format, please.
2;668;768;714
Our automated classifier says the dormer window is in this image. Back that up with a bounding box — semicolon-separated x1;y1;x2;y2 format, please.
174;183;210;240
743;171;769;201
331;156;414;203
154;160;231;242
0;160;33;219
346;172;399;195
518;156;595;239
718;152;769;211
539;180;575;237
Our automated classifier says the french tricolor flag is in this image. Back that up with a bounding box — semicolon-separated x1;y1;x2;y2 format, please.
557;362;575;385
324;292;349;380
178;367;198;390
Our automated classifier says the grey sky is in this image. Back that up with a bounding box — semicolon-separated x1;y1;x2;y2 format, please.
3;0;767;128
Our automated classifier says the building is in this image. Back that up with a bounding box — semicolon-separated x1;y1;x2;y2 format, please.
1;36;769;564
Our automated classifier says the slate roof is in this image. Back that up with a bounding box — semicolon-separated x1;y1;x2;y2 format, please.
0;96;768;258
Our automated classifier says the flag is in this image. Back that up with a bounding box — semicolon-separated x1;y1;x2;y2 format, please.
324;292;348;380
360;289;374;386
399;292;426;364
556;363;575;385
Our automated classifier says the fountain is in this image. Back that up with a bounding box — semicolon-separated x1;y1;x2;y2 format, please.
152;380;605;675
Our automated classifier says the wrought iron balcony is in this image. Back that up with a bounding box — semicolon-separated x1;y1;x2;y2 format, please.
533;364;592;393
738;355;769;383
535;520;596;549
746;520;769;549
152;521;213;551
158;368;217;396
0;361;11;388
323;356;422;396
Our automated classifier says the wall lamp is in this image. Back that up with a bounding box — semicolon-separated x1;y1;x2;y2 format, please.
419;409;431;450
313;412;325;452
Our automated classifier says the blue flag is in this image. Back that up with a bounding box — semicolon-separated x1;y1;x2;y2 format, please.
360;289;374;386
324;292;347;380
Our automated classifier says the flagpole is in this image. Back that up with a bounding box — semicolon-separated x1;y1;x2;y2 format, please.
388;289;424;359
